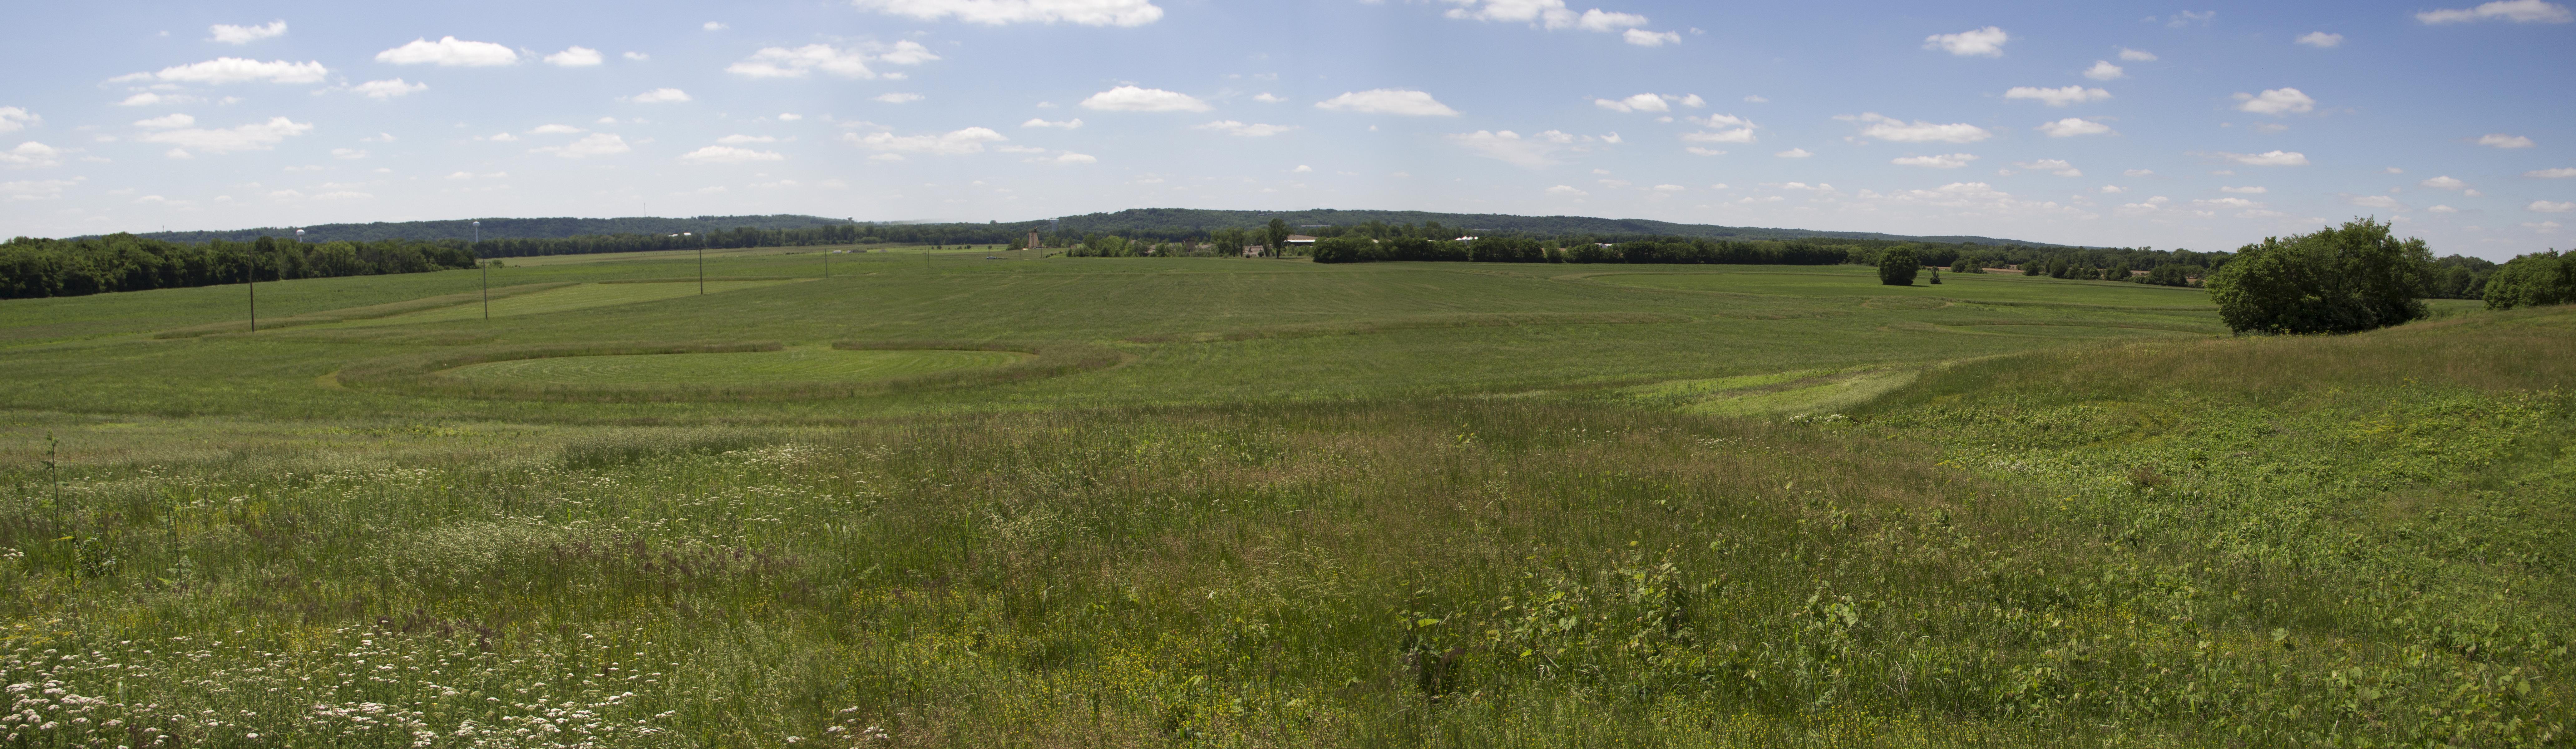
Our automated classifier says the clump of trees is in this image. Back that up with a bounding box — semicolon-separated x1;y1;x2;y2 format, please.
1;234;476;300
2206;218;2434;335
1878;248;1920;286
2481;249;2574;310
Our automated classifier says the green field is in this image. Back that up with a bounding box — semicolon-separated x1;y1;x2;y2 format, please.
0;247;2567;747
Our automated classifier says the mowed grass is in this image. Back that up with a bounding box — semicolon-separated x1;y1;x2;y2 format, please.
1593;265;2217;308
439;347;1025;386
329;279;812;326
3;250;2568;747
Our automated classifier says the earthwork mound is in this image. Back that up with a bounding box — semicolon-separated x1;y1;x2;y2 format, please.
337;340;1119;401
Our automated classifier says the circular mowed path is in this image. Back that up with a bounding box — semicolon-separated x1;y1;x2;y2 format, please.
438;348;1025;386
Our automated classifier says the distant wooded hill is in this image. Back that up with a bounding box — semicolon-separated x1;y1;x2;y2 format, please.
101;209;2073;248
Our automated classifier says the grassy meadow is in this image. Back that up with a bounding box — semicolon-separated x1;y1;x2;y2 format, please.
0;247;2566;747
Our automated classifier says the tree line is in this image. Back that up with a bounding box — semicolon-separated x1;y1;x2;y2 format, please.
1;234;478;300
2205;218;2568;335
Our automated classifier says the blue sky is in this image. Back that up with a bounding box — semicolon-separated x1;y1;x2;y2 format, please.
2;0;2570;257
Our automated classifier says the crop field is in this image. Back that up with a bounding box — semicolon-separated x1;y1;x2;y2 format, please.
0;247;2567;747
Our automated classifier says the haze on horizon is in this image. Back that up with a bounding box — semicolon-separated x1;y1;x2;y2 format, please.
2;0;2571;259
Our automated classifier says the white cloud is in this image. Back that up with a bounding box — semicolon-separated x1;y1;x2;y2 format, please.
2014;159;2082;177
375;37;519;67
1743;95;1768;103
1197;120;1295;137
1594;93;1674;113
0;142;63;169
361;133;395;143
330;147;366;160
1315;89;1458;116
2429;205;2459;213
537;133;630;158
1624;29;1680;46
2527;221;2565;232
1652;184;1685;192
2167;11;2216;27
2119;47;2158;61
1775;148;1812;158
1044;152;1098;165
624;88;692;104
2083;61;2125;81
2417;0;2572;23
1253;93;1284;103
529;124;585;135
209;21;286;44
845;126;1008;155
855;0;1164;25
2531;200;2576;212
133;114;195;129
2100;185;2125;193
482;132;520;142
351;79;427;100
1545;184;1588;196
1923;26;2008;56
1893;153;1976;168
0;108;32;135
681;145;785;163
2221;185;2268;193
728;45;876;79
2421;176;2468;189
1845;113;1990;143
716;134;776;144
136;57;329;84
2220;150;2310;166
2477;133;2536;149
1448;130;1579;168
2036;118;2115;137
2198;197;2262;208
1021;118;1083;129
624;51;650;61
1081;86;1210;112
875;93;925;104
545;47;605;67
2525;167;2576;178
703;21;728;30
1681;128;1757;144
2;178;77;201
2125;169;2155;177
2234;88;2316;115
135;116;311;154
877;41;942;65
1684;147;1726;156
2005;85;2111;106
2295;32;2345;47
2347;194;2410;210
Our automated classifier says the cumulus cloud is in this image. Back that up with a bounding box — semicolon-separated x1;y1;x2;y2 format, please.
624;88;692;103
1021;118;1083;129
375;37;519;66
135;116;312;154
330;147;366;160
2;178;78;201
716;134;775;144
1081;86;1209;112
875;93;924;103
536;133;630;158
1447;129;1592;168
131;57;328;84
1252;93;1284;103
728;44;876;78
2083;61;2124;80
2531;200;2576;213
1594;93;1681;113
2014;158;2082;177
2417;0;2572;23
2219;150;2310;166
2005;85;2111;106
351;79;427;100
0;142;63;169
1197;120;1295;137
133;114;194;129
1923;26;2007;56
1624;29;1681;46
2478;133;2536;148
2295;32;2344;47
1039;152;1097;165
2221;185;2268;193
1893;153;1976;168
681;145;785;163
2119;47;2158;61
2234;88;2316;115
1681;128;1757;144
529;124;585;135
1545;184;1588;196
2526;167;2576;178
545;47;604;66
2347;194;2410;210
209;21;286;44
1315;89;1459;116
2036;118;2115;137
1436;0;1679;44
2420;176;2468;189
844;126;1008;155
1775;148;1812;158
1844;113;1991;143
853;0;1165;26
1684;147;1726;156
2429;205;2459;213
0;108;32;134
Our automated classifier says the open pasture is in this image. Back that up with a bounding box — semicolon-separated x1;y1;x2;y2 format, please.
0;249;2568;748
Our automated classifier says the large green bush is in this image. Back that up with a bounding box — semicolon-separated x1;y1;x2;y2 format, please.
2481;249;2575;310
1877;247;1920;286
2206;218;2432;334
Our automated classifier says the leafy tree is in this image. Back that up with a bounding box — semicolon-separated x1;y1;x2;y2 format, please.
2206;218;2434;335
2480;250;2574;310
1878;247;1920;286
1266;218;1291;251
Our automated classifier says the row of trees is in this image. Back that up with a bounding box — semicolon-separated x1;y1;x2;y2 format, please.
1308;235;1856;265
2205;219;2561;334
1;234;477;300
2481;249;2574;310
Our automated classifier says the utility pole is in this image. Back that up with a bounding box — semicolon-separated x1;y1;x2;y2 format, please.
693;233;703;295
247;252;257;332
475;221;488;320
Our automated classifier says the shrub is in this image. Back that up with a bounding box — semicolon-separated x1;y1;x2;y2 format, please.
2481;250;2575;310
2206;218;2433;335
1878;247;1920;286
